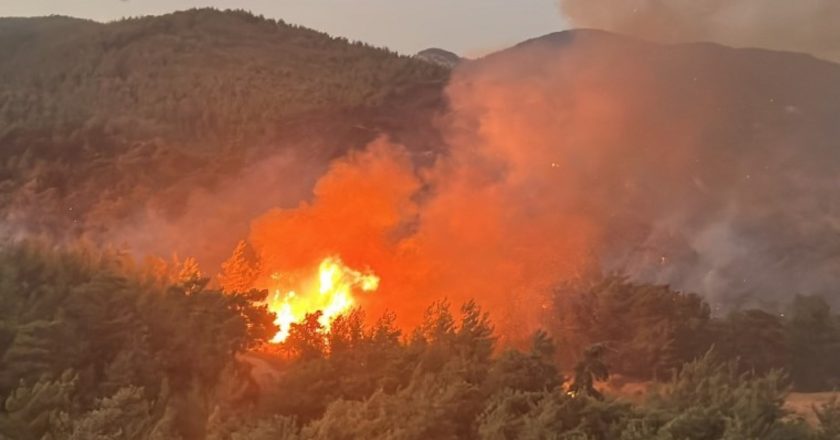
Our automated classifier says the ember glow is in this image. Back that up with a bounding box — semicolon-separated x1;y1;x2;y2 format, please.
267;256;379;342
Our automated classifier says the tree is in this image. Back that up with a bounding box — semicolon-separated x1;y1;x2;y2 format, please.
63;386;155;440
283;312;326;360
419;299;456;345
0;370;78;439
715;309;788;375
455;300;496;364
303;373;477;440
649;351;791;440
552;275;712;380
786;295;840;391
487;330;561;393
176;257;206;295
218;241;260;293
569;344;609;400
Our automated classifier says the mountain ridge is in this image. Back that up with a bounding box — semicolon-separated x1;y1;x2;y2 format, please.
0;8;448;245
458;26;840;307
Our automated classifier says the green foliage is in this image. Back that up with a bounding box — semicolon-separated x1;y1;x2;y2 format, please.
487;330;562;393
0;9;448;239
0;370;77;439
570;344;609;400
786;295;840;391
262;300;497;425
552;275;840;393
714;309;788;375
648;351;792;440
478;390;639;440
303;373;479;440
552;275;712;380
0;244;837;439
283;312;328;360
62;386;156;440
0;242;275;439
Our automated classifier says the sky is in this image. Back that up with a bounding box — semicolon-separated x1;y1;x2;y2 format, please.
0;0;569;56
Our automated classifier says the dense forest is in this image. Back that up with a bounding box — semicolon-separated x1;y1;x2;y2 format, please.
0;9;447;240
0;243;839;439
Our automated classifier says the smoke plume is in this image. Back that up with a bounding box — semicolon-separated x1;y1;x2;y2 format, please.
247;137;595;336
246;30;840;335
557;0;840;62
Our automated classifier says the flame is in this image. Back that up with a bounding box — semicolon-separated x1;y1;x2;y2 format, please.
267;256;379;343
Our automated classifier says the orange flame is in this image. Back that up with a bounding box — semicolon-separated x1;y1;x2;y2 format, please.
267;256;379;343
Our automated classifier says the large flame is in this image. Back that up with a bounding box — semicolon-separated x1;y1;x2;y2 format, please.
267;256;379;343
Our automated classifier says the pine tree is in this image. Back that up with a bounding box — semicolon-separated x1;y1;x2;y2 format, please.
176;256;206;295
177;257;202;283
569;344;609;400
218;241;260;293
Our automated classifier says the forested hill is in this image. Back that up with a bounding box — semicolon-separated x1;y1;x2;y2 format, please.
454;29;840;307
0;9;448;239
0;9;446;148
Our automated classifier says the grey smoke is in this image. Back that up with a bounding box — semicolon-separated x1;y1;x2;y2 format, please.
450;30;840;310
557;0;840;62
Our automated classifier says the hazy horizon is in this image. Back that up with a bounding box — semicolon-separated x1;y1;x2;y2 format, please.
0;0;569;56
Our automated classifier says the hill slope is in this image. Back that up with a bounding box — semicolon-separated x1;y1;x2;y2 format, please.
0;9;446;149
455;29;840;306
0;9;448;242
4;16;840;307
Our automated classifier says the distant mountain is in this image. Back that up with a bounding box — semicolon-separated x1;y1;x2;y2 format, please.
0;9;448;240
415;48;462;68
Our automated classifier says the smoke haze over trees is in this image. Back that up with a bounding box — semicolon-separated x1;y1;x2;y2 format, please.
0;9;446;267
3;9;840;314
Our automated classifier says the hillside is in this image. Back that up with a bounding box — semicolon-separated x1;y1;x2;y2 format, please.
457;29;840;307
4;15;840;308
0;9;447;148
0;9;448;241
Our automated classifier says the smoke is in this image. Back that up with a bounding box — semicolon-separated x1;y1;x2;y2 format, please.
557;0;840;62
106;149;328;273
466;32;840;310
247;138;595;336
246;29;840;335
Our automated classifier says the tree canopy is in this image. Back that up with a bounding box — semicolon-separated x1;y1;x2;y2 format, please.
1;243;839;439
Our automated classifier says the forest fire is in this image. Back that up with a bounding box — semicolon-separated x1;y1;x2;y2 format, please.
267;256;379;342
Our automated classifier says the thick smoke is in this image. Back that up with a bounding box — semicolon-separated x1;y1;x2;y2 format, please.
459;32;840;311
247;30;840;335
557;0;840;62
107;149;328;273
247;138;595;337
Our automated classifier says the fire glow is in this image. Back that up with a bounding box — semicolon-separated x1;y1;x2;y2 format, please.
267;256;379;343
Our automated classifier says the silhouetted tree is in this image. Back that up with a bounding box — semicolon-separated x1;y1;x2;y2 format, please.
787;295;840;391
569;344;609;400
284;312;326;360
